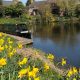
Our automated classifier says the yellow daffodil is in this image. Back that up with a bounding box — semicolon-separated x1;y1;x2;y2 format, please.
12;49;16;53
28;71;36;78
0;58;7;67
7;37;13;44
67;67;78;77
0;32;3;37
8;52;14;58
67;68;73;77
0;39;4;46
18;43;22;49
18;58;28;67
73;67;78;74
44;63;50;71
18;69;28;78
61;58;66;66
47;54;54;61
32;67;39;74
8;45;13;51
8;40;13;44
28;67;39;78
5;45;8;49
8;49;16;58
0;46;4;52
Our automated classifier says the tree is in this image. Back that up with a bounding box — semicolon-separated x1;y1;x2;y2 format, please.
16;1;24;8
75;4;80;17
0;6;4;17
4;2;25;18
53;0;80;17
26;0;34;6
0;0;2;5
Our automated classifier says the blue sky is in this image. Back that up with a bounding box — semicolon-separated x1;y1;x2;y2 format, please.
22;0;43;4
5;0;44;4
22;0;45;4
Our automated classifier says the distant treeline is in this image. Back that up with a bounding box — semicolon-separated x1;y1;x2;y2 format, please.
0;2;25;18
0;0;80;22
51;0;80;17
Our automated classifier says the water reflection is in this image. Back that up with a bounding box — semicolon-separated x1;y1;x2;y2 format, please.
32;22;80;67
0;24;31;39
0;22;80;67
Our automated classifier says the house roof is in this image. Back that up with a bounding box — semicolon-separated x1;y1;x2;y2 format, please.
29;0;55;9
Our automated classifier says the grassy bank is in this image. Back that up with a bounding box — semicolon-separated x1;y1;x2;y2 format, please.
0;32;62;80
0;18;21;24
0;17;79;25
0;18;33;24
0;32;79;80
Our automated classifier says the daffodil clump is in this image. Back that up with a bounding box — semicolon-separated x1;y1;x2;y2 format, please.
0;58;6;67
0;32;79;80
47;53;54;61
0;32;60;80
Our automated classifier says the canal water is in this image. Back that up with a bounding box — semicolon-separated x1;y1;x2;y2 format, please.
0;22;80;67
32;22;80;68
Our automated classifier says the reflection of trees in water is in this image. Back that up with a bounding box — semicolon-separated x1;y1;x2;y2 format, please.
33;23;54;40
32;22;80;47
0;24;16;34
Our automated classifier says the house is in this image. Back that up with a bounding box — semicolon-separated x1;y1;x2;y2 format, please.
28;1;48;15
28;0;55;15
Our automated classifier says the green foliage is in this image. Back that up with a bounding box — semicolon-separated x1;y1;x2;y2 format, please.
0;18;21;24
21;13;32;19
16;1;24;8
0;1;25;18
20;13;36;25
26;0;34;6
75;4;80;17
55;0;79;17
4;6;13;16
0;0;2;5
0;6;4;17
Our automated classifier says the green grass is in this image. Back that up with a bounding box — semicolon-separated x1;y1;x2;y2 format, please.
0;18;21;24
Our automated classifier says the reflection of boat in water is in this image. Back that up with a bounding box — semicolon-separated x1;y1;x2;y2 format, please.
15;24;31;39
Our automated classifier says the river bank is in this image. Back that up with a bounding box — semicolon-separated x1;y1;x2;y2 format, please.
6;33;66;76
0;17;79;25
0;32;79;80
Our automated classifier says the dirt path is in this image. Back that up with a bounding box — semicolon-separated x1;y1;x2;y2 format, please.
16;48;67;76
7;34;33;45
